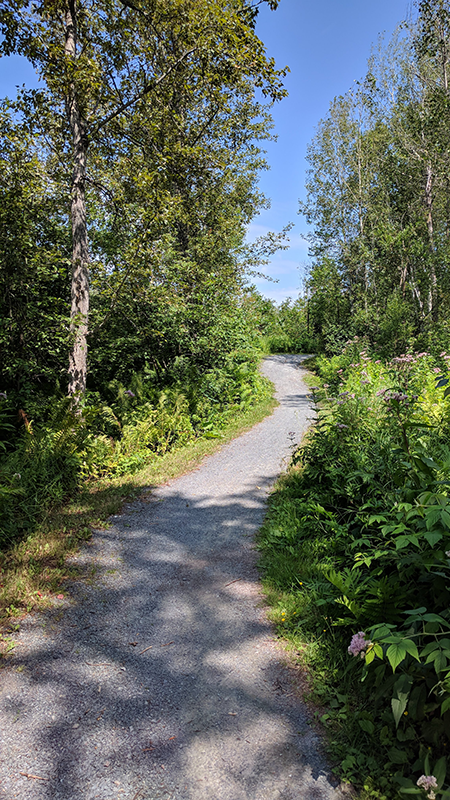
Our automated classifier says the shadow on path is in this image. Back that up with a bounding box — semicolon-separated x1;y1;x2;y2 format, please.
0;355;342;800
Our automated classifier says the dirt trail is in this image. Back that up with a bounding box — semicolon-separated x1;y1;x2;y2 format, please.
0;355;345;800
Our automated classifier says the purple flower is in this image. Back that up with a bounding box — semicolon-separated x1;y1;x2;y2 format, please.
336;423;348;429
0;391;7;400
417;775;438;799
348;631;371;658
125;390;135;397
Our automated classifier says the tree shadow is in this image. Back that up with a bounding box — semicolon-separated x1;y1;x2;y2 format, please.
0;356;341;800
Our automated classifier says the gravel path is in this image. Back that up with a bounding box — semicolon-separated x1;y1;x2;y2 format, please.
0;355;345;800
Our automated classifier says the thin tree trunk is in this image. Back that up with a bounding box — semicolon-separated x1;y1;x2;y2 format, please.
65;0;89;399
425;162;438;320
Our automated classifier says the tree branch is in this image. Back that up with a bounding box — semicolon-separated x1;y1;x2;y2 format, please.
91;47;197;135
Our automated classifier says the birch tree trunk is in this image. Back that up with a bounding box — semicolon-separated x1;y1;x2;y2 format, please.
425;162;438;320
65;0;89;400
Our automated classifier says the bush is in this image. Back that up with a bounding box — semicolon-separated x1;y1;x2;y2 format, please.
0;355;271;546
259;346;450;797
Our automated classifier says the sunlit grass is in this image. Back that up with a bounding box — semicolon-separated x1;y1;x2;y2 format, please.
0;391;276;628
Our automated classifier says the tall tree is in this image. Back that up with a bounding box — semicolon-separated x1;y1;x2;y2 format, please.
0;0;286;399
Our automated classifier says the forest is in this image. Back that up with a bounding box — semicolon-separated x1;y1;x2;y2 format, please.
0;0;290;544
3;0;450;797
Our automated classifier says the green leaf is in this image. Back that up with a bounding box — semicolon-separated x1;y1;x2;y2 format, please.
395;536;412;550
421;641;440;657
434;755;447;788
404;607;427;615
441;696;450;715
402;639;420;661
388;746;408;764
435;651;448;673
358;718;375;734
391;673;413;727
386;642;408;672
423;613;447;623
374;643;384;659
423;530;443;546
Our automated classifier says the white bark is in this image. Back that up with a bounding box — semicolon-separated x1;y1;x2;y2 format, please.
65;0;89;399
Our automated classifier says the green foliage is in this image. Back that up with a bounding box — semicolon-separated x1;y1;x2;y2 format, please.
258;347;450;797
245;291;318;354
299;3;450;355
0;350;271;547
0;0;290;547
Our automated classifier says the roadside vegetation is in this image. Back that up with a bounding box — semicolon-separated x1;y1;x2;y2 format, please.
259;342;450;799
258;2;450;797
0;381;275;630
0;1;285;622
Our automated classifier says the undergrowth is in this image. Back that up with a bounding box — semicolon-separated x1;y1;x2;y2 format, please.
0;356;275;628
258;338;450;800
0;349;269;549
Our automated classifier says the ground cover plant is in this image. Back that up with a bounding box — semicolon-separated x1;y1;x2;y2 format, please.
0;376;276;630
258;340;450;799
0;346;271;549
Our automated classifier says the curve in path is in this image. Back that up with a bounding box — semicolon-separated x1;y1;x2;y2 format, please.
0;355;344;800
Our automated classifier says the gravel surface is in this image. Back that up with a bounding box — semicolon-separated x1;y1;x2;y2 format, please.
0;355;346;800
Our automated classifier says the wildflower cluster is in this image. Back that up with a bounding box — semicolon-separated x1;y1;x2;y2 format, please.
348;631;371;658
417;775;438;799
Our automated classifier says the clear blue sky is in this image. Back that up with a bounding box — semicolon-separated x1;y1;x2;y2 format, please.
250;0;410;302
0;0;409;303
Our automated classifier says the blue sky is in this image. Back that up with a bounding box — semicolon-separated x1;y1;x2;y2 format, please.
250;0;410;302
0;0;409;302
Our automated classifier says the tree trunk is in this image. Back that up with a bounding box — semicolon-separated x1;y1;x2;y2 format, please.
65;0;89;400
425;162;438;320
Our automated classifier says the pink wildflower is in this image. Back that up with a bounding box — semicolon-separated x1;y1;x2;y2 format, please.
348;631;371;658
417;775;438;799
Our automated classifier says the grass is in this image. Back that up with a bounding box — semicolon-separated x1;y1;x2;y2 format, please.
0;390;277;630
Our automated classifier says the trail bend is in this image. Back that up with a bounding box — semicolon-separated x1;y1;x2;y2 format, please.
1;355;345;800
